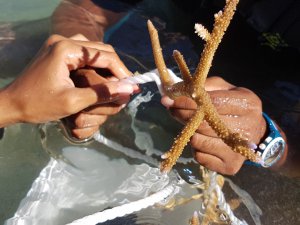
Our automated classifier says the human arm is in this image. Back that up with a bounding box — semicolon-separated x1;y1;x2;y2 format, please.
51;0;139;41
161;76;288;175
0;35;137;128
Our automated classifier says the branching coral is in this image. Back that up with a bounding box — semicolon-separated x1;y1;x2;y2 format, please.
147;0;261;173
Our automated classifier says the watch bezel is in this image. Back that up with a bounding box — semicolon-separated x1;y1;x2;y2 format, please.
259;136;285;167
256;113;286;168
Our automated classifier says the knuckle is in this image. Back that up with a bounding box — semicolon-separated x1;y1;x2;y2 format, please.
224;164;241;175
190;134;201;147
50;40;72;56
194;152;203;164
96;115;108;125
60;95;78;115
194;153;211;169
112;106;122;114
235;87;263;111
223;156;243;175
71;128;93;140
46;34;64;47
200;138;214;150
105;44;115;52
208;76;225;83
73;33;88;40
73;114;86;128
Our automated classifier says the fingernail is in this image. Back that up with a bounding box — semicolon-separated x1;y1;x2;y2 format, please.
118;67;133;77
109;77;119;82
248;142;257;150
116;81;134;94
161;96;174;108
133;85;141;94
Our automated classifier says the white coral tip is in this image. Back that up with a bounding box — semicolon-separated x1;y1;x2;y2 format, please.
194;23;210;41
214;10;223;19
161;153;168;159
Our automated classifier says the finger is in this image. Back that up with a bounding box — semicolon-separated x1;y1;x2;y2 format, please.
164;89;261;120
47;34;106;49
51;40;132;78
61;80;135;113
70;40;115;53
45;34;68;47
161;76;235;108
161;96;197;110
204;76;235;91
86;50;132;78
190;133;246;163
165;89;257;116
72;69;108;87
170;108;253;138
191;134;245;175
71;126;100;139
83;103;124;115
70;113;108;129
69;34;89;41
192;151;225;173
196;115;252;138
193;151;242;175
72;69;139;97
208;87;262;115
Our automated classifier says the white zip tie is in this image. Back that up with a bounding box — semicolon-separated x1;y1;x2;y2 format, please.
66;183;176;225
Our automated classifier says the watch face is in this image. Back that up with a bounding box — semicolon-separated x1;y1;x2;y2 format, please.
262;137;285;167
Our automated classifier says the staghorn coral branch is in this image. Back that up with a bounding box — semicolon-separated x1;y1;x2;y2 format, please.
194;23;211;42
173;50;193;83
160;107;205;172
147;20;174;87
193;0;239;87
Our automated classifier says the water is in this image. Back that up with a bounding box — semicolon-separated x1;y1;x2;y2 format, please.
0;0;299;225
0;0;61;22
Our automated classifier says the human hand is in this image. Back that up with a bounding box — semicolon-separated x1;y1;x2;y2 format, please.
161;76;267;175
63;68;135;139
54;34;138;140
0;34;138;128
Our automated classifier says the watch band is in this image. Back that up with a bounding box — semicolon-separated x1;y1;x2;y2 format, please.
245;113;286;168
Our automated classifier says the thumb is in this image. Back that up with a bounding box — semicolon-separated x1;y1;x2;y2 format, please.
205;76;235;91
66;81;136;112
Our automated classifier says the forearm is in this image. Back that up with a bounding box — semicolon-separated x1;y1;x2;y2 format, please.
51;0;126;41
